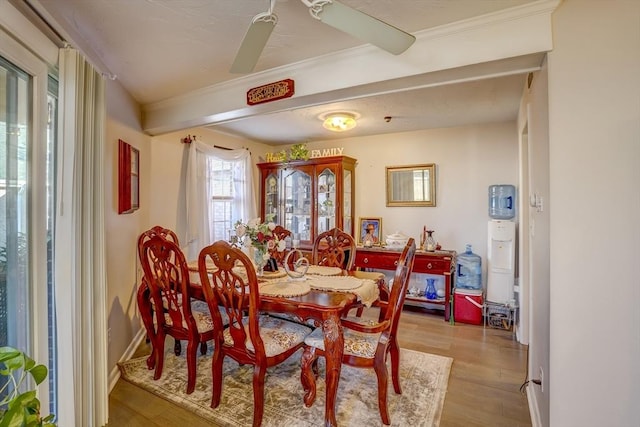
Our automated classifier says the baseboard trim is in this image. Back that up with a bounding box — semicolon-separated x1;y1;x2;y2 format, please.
527;387;542;427
108;328;147;393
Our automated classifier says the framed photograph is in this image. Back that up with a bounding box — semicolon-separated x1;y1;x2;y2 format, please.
118;139;140;214
358;217;382;246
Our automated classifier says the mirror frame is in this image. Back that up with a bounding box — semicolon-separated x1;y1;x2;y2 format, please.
386;163;436;207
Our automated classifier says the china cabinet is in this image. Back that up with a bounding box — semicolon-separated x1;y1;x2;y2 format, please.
354;247;456;321
257;156;356;249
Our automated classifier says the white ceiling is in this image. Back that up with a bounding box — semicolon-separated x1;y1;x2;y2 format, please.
31;0;540;145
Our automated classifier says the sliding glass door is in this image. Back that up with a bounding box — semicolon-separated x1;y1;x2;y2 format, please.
0;57;30;352
0;54;56;416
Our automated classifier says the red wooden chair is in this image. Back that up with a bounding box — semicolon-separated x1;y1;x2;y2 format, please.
269;225;291;267
136;226;184;367
198;240;313;427
300;238;417;425
139;234;216;394
311;227;356;271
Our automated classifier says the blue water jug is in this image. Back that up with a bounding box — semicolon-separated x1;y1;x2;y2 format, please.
488;184;516;219
456;244;482;290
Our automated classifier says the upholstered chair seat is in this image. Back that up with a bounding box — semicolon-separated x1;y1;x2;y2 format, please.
222;314;311;356
303;316;380;358
151;296;230;332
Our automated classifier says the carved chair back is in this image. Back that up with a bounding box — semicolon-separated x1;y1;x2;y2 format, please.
270;225;292;266
139;234;214;394
311;227;356;271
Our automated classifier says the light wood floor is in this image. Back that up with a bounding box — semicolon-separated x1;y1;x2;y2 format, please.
108;307;532;427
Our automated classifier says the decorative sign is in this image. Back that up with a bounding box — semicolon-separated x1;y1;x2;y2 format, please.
310;147;344;158
265;152;287;162
247;79;295;106
265;147;345;162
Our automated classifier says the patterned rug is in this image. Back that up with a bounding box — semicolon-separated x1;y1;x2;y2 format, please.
118;346;452;427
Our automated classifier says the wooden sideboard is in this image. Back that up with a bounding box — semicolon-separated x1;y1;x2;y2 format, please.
353;246;456;321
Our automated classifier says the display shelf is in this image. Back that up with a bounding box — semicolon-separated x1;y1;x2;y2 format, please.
354;246;456;321
258;156;356;247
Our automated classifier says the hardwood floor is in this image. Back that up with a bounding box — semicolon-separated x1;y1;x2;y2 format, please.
108;307;532;427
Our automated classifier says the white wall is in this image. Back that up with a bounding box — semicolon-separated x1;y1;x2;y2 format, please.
521;61;551;426
104;80;150;372
300;121;519;287
547;1;640;425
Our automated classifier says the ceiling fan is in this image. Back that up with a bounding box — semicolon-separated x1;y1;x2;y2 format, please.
230;0;416;74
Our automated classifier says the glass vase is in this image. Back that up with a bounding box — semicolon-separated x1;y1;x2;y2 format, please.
252;246;267;277
425;230;436;251
425;278;438;300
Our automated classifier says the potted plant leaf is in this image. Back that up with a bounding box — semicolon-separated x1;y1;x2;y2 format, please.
0;346;56;426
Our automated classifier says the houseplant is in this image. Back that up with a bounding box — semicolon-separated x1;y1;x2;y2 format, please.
0;346;56;426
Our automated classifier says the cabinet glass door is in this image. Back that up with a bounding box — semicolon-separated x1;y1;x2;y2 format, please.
283;168;312;242
317;168;336;234
343;169;353;235
264;173;279;223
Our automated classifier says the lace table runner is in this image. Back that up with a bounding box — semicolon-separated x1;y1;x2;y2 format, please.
186;261;378;305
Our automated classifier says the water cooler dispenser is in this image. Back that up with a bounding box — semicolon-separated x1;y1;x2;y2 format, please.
487;184;516;304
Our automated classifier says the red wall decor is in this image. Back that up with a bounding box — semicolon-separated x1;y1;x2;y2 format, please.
246;79;294;106
118;139;140;214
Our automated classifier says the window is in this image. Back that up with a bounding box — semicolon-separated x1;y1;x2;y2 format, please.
209;159;236;241
186;143;255;260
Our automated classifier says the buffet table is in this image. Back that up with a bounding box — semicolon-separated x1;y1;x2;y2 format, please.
353;246;456;321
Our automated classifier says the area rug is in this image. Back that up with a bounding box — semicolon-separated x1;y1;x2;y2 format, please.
118;346;452;427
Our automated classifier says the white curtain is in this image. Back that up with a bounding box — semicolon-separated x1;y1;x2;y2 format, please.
55;48;109;427
185;140;256;260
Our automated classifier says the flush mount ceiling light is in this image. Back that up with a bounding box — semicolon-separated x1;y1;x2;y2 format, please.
320;111;359;132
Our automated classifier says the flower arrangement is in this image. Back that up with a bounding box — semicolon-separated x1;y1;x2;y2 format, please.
234;217;286;268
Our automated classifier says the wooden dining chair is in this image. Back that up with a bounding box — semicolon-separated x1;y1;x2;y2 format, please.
300;238;417;425
136;226;186;365
311;227;356;271
269;225;291;267
198;240;313;427
139;234;216;394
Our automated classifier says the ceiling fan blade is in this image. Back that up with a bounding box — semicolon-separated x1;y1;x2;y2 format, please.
230;17;277;74
311;0;415;55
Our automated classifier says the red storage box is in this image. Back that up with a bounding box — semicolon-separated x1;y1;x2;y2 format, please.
454;288;484;325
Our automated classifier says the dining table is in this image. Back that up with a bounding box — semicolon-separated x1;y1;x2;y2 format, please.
187;261;384;427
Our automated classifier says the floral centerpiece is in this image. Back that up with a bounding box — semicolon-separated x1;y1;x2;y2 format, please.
234;216;286;275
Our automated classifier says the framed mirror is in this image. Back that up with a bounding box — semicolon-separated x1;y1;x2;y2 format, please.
386;163;436;207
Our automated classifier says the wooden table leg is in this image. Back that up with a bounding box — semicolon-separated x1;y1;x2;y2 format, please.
322;313;344;427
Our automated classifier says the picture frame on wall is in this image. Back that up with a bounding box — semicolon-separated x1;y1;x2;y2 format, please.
358;217;382;247
118;139;140;214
